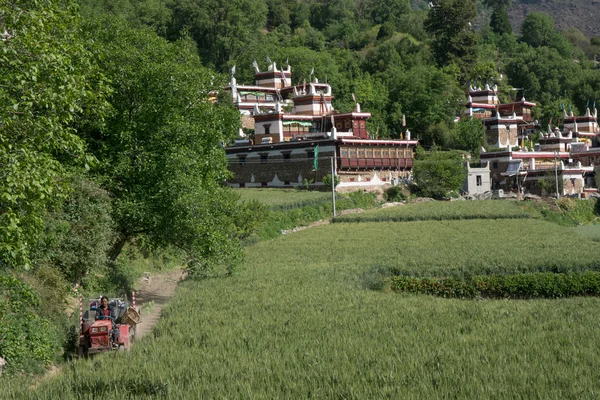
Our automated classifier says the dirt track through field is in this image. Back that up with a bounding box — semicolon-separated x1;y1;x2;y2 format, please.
134;268;186;340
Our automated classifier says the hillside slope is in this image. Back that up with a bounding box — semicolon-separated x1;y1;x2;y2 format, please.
508;0;600;37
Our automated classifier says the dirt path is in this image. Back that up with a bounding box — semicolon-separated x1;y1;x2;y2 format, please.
280;203;405;235
134;268;186;340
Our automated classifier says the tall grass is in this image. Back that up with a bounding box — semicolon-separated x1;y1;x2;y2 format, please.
235;188;332;210
573;224;600;242
333;200;532;223
7;218;600;399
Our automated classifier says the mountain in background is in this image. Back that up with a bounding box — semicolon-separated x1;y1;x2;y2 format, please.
508;0;600;37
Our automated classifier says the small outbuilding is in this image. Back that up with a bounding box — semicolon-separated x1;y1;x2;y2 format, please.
463;161;491;197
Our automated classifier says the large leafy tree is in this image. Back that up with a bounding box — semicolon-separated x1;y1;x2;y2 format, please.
82;20;243;275
520;12;574;58
412;151;466;199
385;65;463;142
424;0;477;78
0;0;109;269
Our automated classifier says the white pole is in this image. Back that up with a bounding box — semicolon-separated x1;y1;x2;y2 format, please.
331;156;336;217
554;151;560;198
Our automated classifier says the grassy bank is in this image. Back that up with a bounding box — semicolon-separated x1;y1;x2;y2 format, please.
238;189;380;242
333;199;532;223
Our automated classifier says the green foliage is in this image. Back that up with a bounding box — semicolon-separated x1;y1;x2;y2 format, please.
384;66;463;140
388;272;600;299
168;0;268;69
322;174;340;188
29;174;115;283
81;20;245;275
383;186;407;202
449;117;485;156
424;0;478;76
520;12;572;57
0;0;109;269
78;0;173;34
489;7;512;35
411;151;467;199
0;275;59;375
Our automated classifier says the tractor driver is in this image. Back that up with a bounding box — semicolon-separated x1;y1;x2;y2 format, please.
96;296;120;345
96;296;112;320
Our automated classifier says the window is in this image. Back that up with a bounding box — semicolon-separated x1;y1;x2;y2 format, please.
476;175;482;186
261;182;268;187
239;156;246;166
358;148;365;158
239;183;245;188
493;162;498;169
365;149;373;158
283;153;291;160
264;125;271;135
307;150;314;159
260;154;268;164
341;148;348;157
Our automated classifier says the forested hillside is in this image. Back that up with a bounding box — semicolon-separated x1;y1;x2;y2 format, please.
2;0;600;376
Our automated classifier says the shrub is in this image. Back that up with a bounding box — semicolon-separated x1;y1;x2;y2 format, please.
386;272;600;299
322;174;340;188
29;174;115;284
411;151;466;199
384;186;406;202
0;275;59;375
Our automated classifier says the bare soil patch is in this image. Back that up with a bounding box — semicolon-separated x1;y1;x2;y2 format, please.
134;268;186;340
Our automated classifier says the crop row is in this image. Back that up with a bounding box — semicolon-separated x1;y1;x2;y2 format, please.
333;200;532;223
387;271;600;299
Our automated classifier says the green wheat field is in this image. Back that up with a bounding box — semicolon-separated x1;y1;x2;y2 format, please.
4;200;600;399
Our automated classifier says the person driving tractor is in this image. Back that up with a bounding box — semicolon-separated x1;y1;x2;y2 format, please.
96;296;120;345
96;296;112;320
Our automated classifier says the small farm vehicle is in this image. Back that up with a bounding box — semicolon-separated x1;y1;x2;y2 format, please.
78;293;141;356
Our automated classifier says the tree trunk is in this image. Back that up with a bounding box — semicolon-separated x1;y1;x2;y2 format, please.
109;235;128;264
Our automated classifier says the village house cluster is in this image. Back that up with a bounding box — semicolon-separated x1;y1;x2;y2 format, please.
224;61;417;189
463;83;599;198
224;62;599;197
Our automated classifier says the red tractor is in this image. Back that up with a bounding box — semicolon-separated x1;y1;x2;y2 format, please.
78;294;140;356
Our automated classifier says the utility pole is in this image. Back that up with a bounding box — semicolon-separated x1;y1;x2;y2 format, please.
554;151;560;199
331;156;336;217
